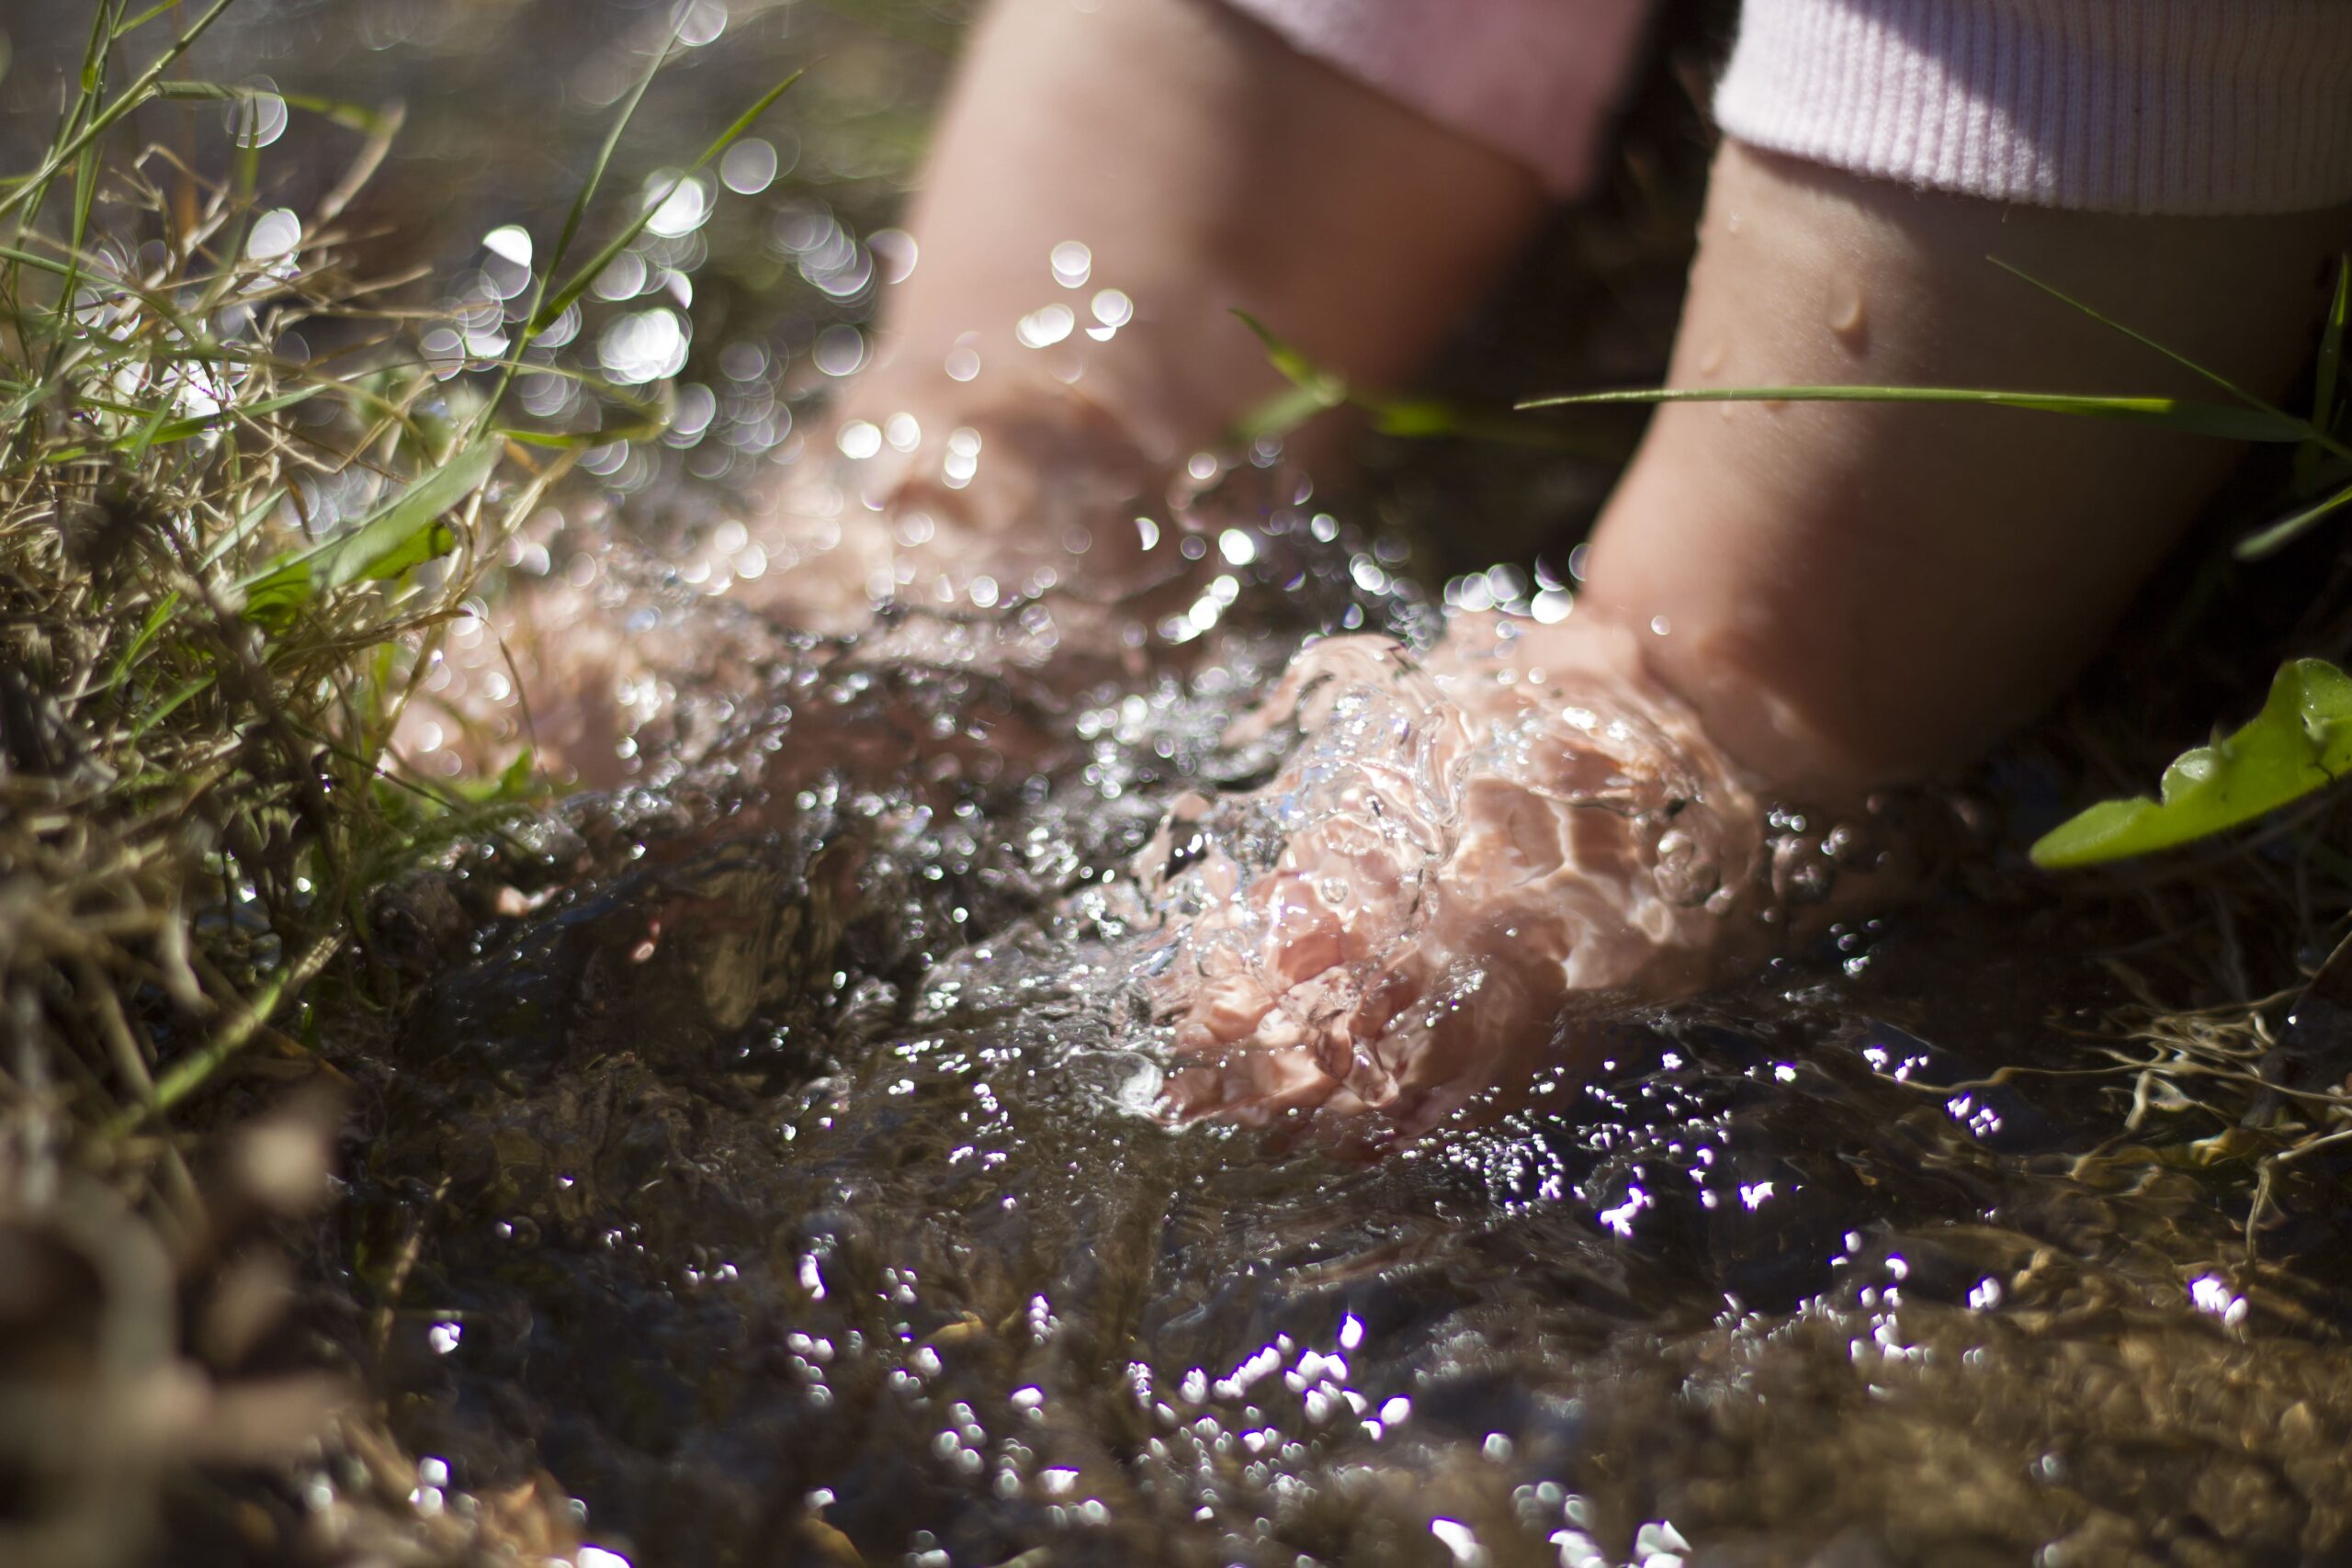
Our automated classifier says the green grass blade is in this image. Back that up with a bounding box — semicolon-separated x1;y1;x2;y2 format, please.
477;18;682;424
102;592;183;693
526;69;803;337
309;432;498;592
110;931;343;1131
0;244;184;323
1517;384;2313;444
1366;396;1628;457
497;419;666;450
2234;476;2352;560
1233;310;1345;409
1233;310;1620;457
197;485;288;570
147;386;325;446
0;244;77;281
79;0;119;91
2032;659;2352;868
120;381;180;458
1233;382;1340;445
1230;310;1342;441
130;671;219;738
2312;254;2348;438
10;0;116;259
40;387;325;463
1987;257;2292;413
113;0;187;38
519;24;683;344
0;0;242;224
50;128;107;385
153;82;399;138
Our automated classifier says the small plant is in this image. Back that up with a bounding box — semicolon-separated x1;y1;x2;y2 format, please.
2028;658;2352;868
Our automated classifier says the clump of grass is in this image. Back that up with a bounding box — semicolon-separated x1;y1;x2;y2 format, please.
0;2;798;1559
0;9;526;1562
2;8;516;1160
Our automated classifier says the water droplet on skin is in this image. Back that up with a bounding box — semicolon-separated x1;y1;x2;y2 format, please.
1830;282;1868;346
1696;341;1726;378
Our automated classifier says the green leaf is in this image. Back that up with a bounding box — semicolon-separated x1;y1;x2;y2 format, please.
496;419;664;449
2030;658;2352;869
446;745;545;807
239;434;500;625
1233;383;1339;446
477;19;680;428
131;671;218;738
1517;384;2316;443
78;0;116;94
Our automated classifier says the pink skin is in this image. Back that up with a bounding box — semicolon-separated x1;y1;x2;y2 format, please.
1128;620;1762;1135
454;0;2346;1134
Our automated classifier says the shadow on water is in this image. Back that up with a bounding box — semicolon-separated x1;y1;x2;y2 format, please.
15;2;2352;1563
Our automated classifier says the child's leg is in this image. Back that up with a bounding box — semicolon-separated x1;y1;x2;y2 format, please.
1586;141;2347;795
855;0;1547;463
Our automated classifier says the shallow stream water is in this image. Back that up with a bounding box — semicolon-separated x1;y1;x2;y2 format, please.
17;4;2352;1564
337;485;2352;1568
